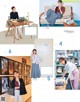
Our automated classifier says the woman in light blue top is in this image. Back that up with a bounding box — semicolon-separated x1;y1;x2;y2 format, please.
31;49;42;79
59;57;79;90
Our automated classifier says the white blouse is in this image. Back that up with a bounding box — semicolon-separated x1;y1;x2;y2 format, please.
31;55;41;64
65;61;77;78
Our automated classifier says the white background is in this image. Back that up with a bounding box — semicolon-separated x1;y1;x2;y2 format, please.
0;0;80;102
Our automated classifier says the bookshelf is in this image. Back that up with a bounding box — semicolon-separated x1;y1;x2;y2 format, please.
55;50;80;76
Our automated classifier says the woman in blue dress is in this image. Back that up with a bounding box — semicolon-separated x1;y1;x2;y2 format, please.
31;49;42;79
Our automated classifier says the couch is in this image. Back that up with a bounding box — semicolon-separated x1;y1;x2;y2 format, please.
39;5;73;25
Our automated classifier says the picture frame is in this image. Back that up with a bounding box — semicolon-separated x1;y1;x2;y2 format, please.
26;76;31;85
26;65;31;72
22;64;25;74
1;57;8;75
18;63;22;75
9;60;14;75
1;77;8;93
24;76;26;85
14;61;19;72
22;58;27;64
8;77;13;88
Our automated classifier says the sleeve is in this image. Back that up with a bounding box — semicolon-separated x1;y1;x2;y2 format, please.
20;78;25;87
10;12;12;19
11;80;15;89
61;7;65;14
55;7;58;13
16;12;19;19
65;65;73;79
37;56;42;64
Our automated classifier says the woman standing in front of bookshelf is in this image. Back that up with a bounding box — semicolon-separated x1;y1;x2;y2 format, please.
31;49;42;79
11;71;27;102
59;57;79;90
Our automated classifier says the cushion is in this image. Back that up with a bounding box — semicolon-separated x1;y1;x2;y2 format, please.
44;6;56;14
63;6;71;17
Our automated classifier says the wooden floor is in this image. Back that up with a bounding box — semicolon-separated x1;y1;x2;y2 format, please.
25;97;31;102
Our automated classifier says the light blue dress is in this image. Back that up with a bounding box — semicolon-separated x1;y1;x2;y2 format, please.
31;55;41;78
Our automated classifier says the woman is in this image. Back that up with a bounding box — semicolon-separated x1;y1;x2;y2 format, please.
11;71;27;102
55;0;65;16
31;49;41;79
59;57;79;90
10;6;22;40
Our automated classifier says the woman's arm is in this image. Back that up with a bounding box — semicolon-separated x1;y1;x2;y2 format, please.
10;12;13;19
62;71;66;78
20;78;25;87
11;80;14;88
17;12;19;19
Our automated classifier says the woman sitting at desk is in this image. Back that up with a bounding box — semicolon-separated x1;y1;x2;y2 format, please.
59;57;79;90
10;6;22;40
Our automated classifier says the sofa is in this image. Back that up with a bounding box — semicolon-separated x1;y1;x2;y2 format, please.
39;5;73;25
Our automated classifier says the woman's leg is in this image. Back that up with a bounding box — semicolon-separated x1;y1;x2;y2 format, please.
72;70;79;89
14;90;18;102
19;95;22;102
17;27;23;39
46;9;57;24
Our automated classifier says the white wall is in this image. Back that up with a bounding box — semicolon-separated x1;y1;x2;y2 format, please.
34;39;53;67
40;0;80;20
0;0;39;32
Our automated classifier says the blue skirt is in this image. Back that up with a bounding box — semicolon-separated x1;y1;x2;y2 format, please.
31;63;41;78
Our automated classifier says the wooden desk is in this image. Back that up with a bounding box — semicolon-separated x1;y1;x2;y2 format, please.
6;20;33;43
63;22;78;27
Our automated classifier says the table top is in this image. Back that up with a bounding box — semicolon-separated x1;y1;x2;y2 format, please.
7;20;34;26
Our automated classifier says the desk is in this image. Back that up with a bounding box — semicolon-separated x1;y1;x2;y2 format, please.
6;20;33;43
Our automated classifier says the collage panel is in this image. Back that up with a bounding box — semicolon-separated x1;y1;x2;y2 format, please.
0;0;38;44
39;0;80;27
31;39;53;78
0;56;32;102
55;50;80;90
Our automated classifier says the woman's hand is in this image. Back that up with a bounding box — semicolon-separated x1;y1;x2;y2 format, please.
59;6;61;10
59;6;63;14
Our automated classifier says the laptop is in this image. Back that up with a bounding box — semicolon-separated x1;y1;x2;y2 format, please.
17;17;25;22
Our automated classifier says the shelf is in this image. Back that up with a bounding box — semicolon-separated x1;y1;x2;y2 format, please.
56;65;65;67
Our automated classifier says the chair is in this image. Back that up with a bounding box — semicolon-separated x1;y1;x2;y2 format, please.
6;16;14;36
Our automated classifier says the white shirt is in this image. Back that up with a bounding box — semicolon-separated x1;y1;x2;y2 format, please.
31;54;41;64
65;61;77;78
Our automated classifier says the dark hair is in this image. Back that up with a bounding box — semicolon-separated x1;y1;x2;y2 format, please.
14;71;19;74
11;6;15;10
59;57;67;64
58;0;62;3
32;49;37;52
